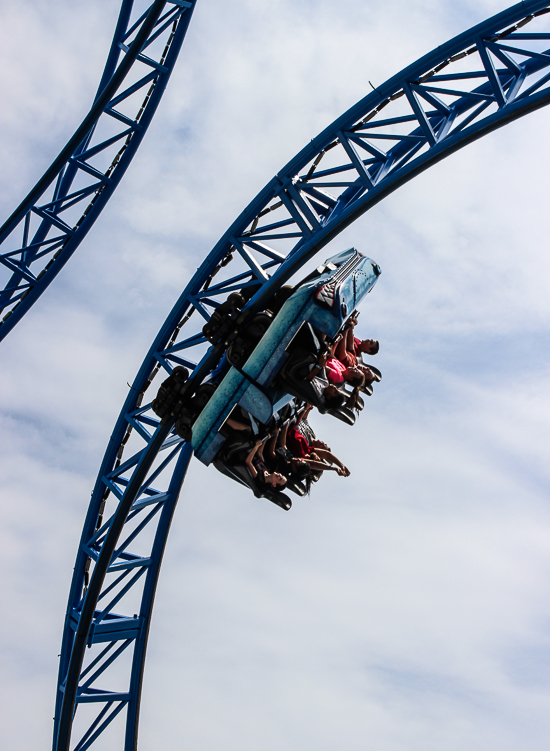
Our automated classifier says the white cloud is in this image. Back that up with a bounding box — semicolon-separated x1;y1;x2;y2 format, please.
1;0;550;749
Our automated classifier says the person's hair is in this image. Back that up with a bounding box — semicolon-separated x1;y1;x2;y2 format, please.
347;370;365;388
346;384;364;414
292;462;313;494
365;339;379;355
324;391;345;409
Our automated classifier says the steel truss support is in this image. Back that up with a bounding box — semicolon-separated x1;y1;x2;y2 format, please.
55;3;550;749
0;0;197;341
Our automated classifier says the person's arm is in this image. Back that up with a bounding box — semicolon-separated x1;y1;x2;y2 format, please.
336;334;349;362
329;335;341;357
245;440;262;478
278;420;290;449
303;457;348;475
303;457;331;472
266;429;279;460
294;403;312;425
307;352;327;381
314;447;350;476
346;325;356;355
256;441;266;464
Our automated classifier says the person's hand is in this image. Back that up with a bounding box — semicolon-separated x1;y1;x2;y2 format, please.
337;465;350;477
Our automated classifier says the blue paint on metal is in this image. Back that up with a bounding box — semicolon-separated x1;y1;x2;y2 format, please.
54;4;550;750
0;0;197;341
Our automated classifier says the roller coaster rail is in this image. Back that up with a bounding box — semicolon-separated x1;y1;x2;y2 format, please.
53;2;550;749
0;0;197;341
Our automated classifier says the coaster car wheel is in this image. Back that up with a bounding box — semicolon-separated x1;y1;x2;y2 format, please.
226;339;249;368
266;286;294;316
174;413;193;442
192;382;217;409
174;383;217;440
226;312;273;367
202;292;246;344
151;366;190;418
172;366;190;382
246;312;273;340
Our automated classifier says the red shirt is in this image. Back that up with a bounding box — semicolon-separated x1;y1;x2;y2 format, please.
339;350;357;368
287;427;312;458
326;357;346;384
353;336;362;356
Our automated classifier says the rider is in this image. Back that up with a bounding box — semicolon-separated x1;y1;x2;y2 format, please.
263;423;315;493
343;316;379;356
306;352;346;410
296;404;331;452
245;438;288;490
286;410;350;477
335;319;379;383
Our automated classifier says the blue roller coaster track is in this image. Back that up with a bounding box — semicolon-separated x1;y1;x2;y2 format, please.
0;0;197;342
54;2;550;749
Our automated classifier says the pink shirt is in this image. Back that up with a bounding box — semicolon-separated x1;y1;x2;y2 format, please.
326;357;346;384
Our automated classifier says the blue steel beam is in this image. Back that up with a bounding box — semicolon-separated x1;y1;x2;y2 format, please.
55;3;550;750
0;0;197;341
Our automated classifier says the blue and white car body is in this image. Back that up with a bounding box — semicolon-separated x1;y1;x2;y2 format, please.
192;248;381;465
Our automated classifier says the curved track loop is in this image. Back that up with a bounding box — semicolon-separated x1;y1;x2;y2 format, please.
55;3;550;749
0;0;197;342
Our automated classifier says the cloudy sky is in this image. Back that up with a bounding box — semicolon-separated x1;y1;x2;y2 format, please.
1;1;550;749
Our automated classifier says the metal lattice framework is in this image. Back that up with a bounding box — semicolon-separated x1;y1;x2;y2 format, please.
0;0;197;341
54;2;550;749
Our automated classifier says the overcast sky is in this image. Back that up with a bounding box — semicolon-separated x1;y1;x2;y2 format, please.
1;1;550;750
